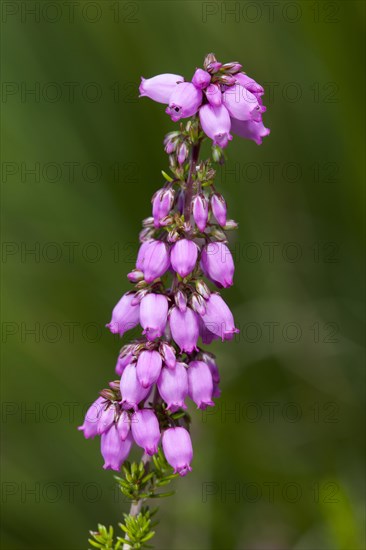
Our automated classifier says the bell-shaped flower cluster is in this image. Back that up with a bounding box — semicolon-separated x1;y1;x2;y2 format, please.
140;53;269;147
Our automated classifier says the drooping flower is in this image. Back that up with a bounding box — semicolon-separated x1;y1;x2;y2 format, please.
205;83;222;106
159;341;176;369
230;117;270;146
140;293;168;340
115;352;133;376
101;425;133;471
139;74;184;104
162;427;193;476
157;363;188;410
169;307;199;353
199;104;233;148
120;363;150;410
187;360;214;409
131;409;161;455
97;402;117;435
200;241;234;288
170;239;198;278
106;292;140;337
166;82;203;122
78;396;104;439
140;240;170;283
116;410;131;441
136;350;162;388
222;84;260;121
199;293;239;341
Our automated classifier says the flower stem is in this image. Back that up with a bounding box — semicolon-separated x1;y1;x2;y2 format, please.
183;141;201;225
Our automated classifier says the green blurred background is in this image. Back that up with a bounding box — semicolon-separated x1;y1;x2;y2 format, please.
1;1;365;548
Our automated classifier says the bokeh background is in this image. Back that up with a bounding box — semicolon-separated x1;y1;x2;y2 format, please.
1;1;365;549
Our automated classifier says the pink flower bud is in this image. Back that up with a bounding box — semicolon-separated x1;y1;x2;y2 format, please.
199;294;239;341
187;361;214;409
192;194;209;232
131;409;161;455
192;68;211;89
136;350;162;388
223;84;259;121
200;242;234;288
175;289;187;312
97;402;117;435
159;342;176;369
166;82;203;122
205;83;222;106
115;352;133;375
139;73;183;104
157;363;188;410
106;292;140;337
152;189;175;228
177;142;188;165
120;364;150;410
140;240;170;283
235;72;264;97
127;269;144;283
170;239;198;278
190;293;206;316
230;117;270;146
140;293;168;340
78;397;104;439
211;193;227;227
162;427;193;476
206;62;222;73
195;279;211;300
101;426;133;471
169;307;199;353
199;104;233;148
116;410;131;441
136;240;153;270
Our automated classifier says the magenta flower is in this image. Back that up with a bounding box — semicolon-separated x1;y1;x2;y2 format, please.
131;409;160;456
166;82;203;122
140;240;170;283
120;364;150;410
199;104;233;148
230;117;270;146
170;239;198;278
139;73;183;104
140;293;168;340
136;350;162;388
235;72;264;98
162;427;193;476
106;292;140;337
157;363;188;410
200;293;239;341
159;341;176;369
101;426;133;471
97;402;117;435
205;83;222;106
222;84;260;121
201;242;234;288
116;410;131;441
152;188;175;228
169;306;199;353
211;193;227;227
192;194;209;232
78;396;104;439
187;361;214;409
192;68;211;89
115;352;133;376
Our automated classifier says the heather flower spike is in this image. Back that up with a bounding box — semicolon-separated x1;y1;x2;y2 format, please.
82;53;269;548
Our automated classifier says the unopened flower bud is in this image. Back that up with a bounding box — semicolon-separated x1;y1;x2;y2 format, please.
131;289;149;306
171;239;198;278
221;62;243;74
136;350;162;388
224;219;238;230
131;409;160;456
175;289;187;312
98;402;117;435
192;194;209;232
192;68;211;89
152;188;175;228
211;193;227;227
159;215;174;227
219;74;237;86
167;229;180;243
159;342;176;369
177;142;188;165
210;227;227;241
195;280;211;300
101;426;133;471
190;293;207;316
127;269;144;283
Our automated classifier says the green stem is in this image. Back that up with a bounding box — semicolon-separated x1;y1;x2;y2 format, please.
183;141;201;225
